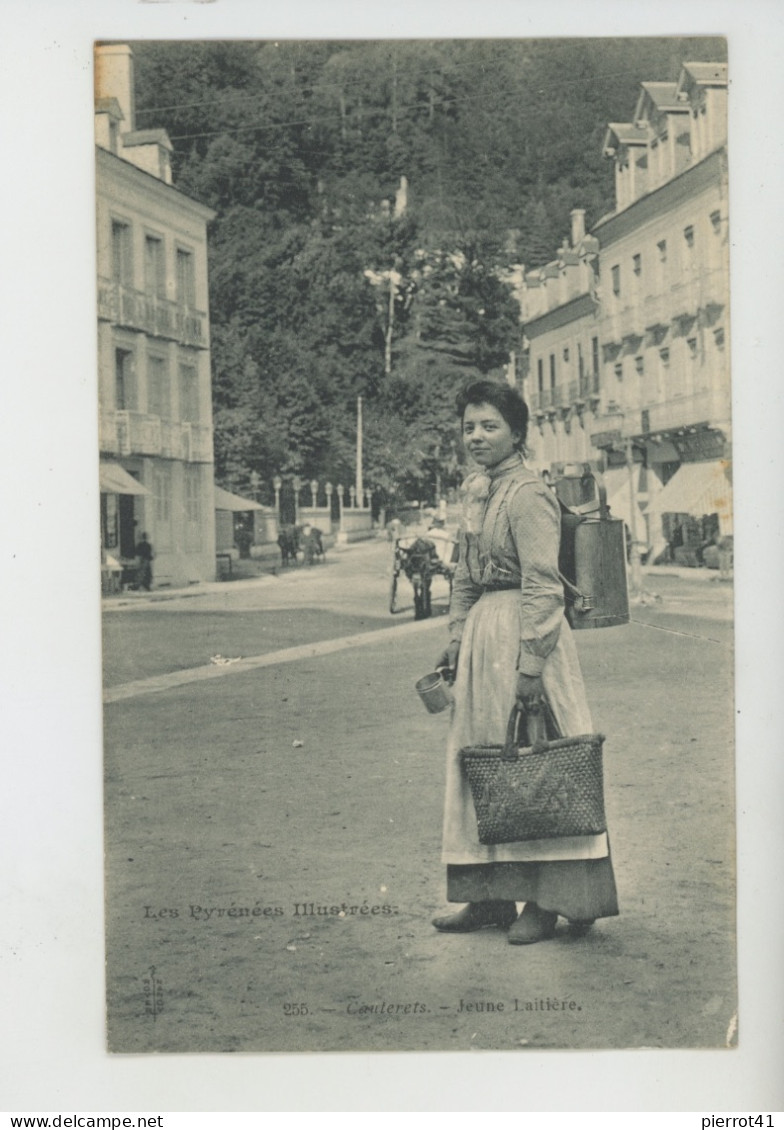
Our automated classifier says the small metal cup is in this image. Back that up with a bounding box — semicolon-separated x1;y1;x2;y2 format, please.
415;671;454;714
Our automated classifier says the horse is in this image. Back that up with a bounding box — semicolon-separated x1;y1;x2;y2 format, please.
277;525;300;567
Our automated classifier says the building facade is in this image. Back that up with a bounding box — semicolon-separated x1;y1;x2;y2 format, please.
518;209;603;473
96;44;218;587
519;62;730;559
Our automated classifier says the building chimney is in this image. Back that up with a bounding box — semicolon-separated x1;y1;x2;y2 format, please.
570;208;586;247
95;44;135;133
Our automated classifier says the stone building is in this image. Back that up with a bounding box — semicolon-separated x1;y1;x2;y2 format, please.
518;208;602;473
96;44;218;587
519;62;730;560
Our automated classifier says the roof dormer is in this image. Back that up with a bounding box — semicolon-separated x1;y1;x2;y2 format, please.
94;96;124;155
676;62;728;160
120;128;174;185
603;122;649;210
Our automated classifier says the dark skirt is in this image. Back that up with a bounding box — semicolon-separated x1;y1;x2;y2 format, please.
447;852;619;921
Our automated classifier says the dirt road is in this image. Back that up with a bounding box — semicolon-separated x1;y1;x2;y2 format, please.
103;541;736;1052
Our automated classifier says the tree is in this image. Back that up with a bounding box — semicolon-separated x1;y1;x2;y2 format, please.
129;37;728;498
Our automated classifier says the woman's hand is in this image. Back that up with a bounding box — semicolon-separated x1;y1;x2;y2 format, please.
435;640;460;685
515;672;544;708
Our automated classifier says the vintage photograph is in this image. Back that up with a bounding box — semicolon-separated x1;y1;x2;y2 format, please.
97;37;735;1054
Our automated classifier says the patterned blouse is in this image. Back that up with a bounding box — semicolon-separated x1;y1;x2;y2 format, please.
448;452;565;677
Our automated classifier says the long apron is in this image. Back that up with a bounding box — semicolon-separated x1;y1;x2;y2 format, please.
441;589;619;918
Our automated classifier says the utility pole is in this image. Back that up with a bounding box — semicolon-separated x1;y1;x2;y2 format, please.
356;395;364;504
385;273;395;375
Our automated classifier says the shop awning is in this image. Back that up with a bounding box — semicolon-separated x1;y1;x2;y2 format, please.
653;460;732;524
214;485;264;512
99;461;150;495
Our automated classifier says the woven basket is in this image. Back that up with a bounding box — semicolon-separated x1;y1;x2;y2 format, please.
460;706;607;845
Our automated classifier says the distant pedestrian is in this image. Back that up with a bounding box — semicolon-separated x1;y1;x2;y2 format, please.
277;525;299;567
669;520;684;563
301;522;323;566
135;532;154;592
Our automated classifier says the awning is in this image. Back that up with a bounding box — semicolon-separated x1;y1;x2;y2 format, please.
652;460;732;526
99;461;150;495
213;485;264;512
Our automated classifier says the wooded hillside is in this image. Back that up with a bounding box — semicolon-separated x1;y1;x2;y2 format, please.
131;37;727;507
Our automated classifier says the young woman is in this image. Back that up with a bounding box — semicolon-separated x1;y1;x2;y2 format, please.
433;380;618;944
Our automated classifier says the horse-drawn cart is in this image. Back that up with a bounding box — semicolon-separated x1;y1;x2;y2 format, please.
389;535;456;620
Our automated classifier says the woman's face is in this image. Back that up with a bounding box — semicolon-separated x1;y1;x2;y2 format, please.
462;401;519;468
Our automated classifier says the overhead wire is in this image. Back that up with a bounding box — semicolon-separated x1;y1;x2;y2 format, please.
133;35;721;119
132;39;597;118
133;42;716;144
160;77;620;145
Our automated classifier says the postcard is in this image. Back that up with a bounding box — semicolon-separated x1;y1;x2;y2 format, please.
99;34;737;1056
4;2;783;1115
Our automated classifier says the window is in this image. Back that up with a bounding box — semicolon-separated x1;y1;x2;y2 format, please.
111;220;133;285
683;225;695;249
659;347;670;368
114;347;136;410
147;354;170;419
179;361;200;423
549;353;556;390
184;466;203;551
152;464;173;546
687;337;698;358
632;253;642;277
657;239;667;262
563;347;569;363
101;492;119;550
184;466;202;525
713;327;725;350
176;248;196;307
591;337;599;382
634;355;644;376
710;209;722;234
144;234;166;298
611;265;621;296
614;361;623;381
537;358;544;395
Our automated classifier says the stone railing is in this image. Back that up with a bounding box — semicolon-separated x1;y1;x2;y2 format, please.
99;409;212;462
97;278;208;349
643;388;731;434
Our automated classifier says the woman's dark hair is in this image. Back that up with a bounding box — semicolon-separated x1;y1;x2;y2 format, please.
456;380;529;448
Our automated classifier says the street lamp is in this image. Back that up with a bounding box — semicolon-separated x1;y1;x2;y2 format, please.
325;482;333;526
273;474;282;517
292;475;302;525
349;485;356;509
310;479;319;508
249;470;260;501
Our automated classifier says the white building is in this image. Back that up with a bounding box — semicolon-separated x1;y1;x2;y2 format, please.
96;44;218;587
517;209;603;474
519;62;730;559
